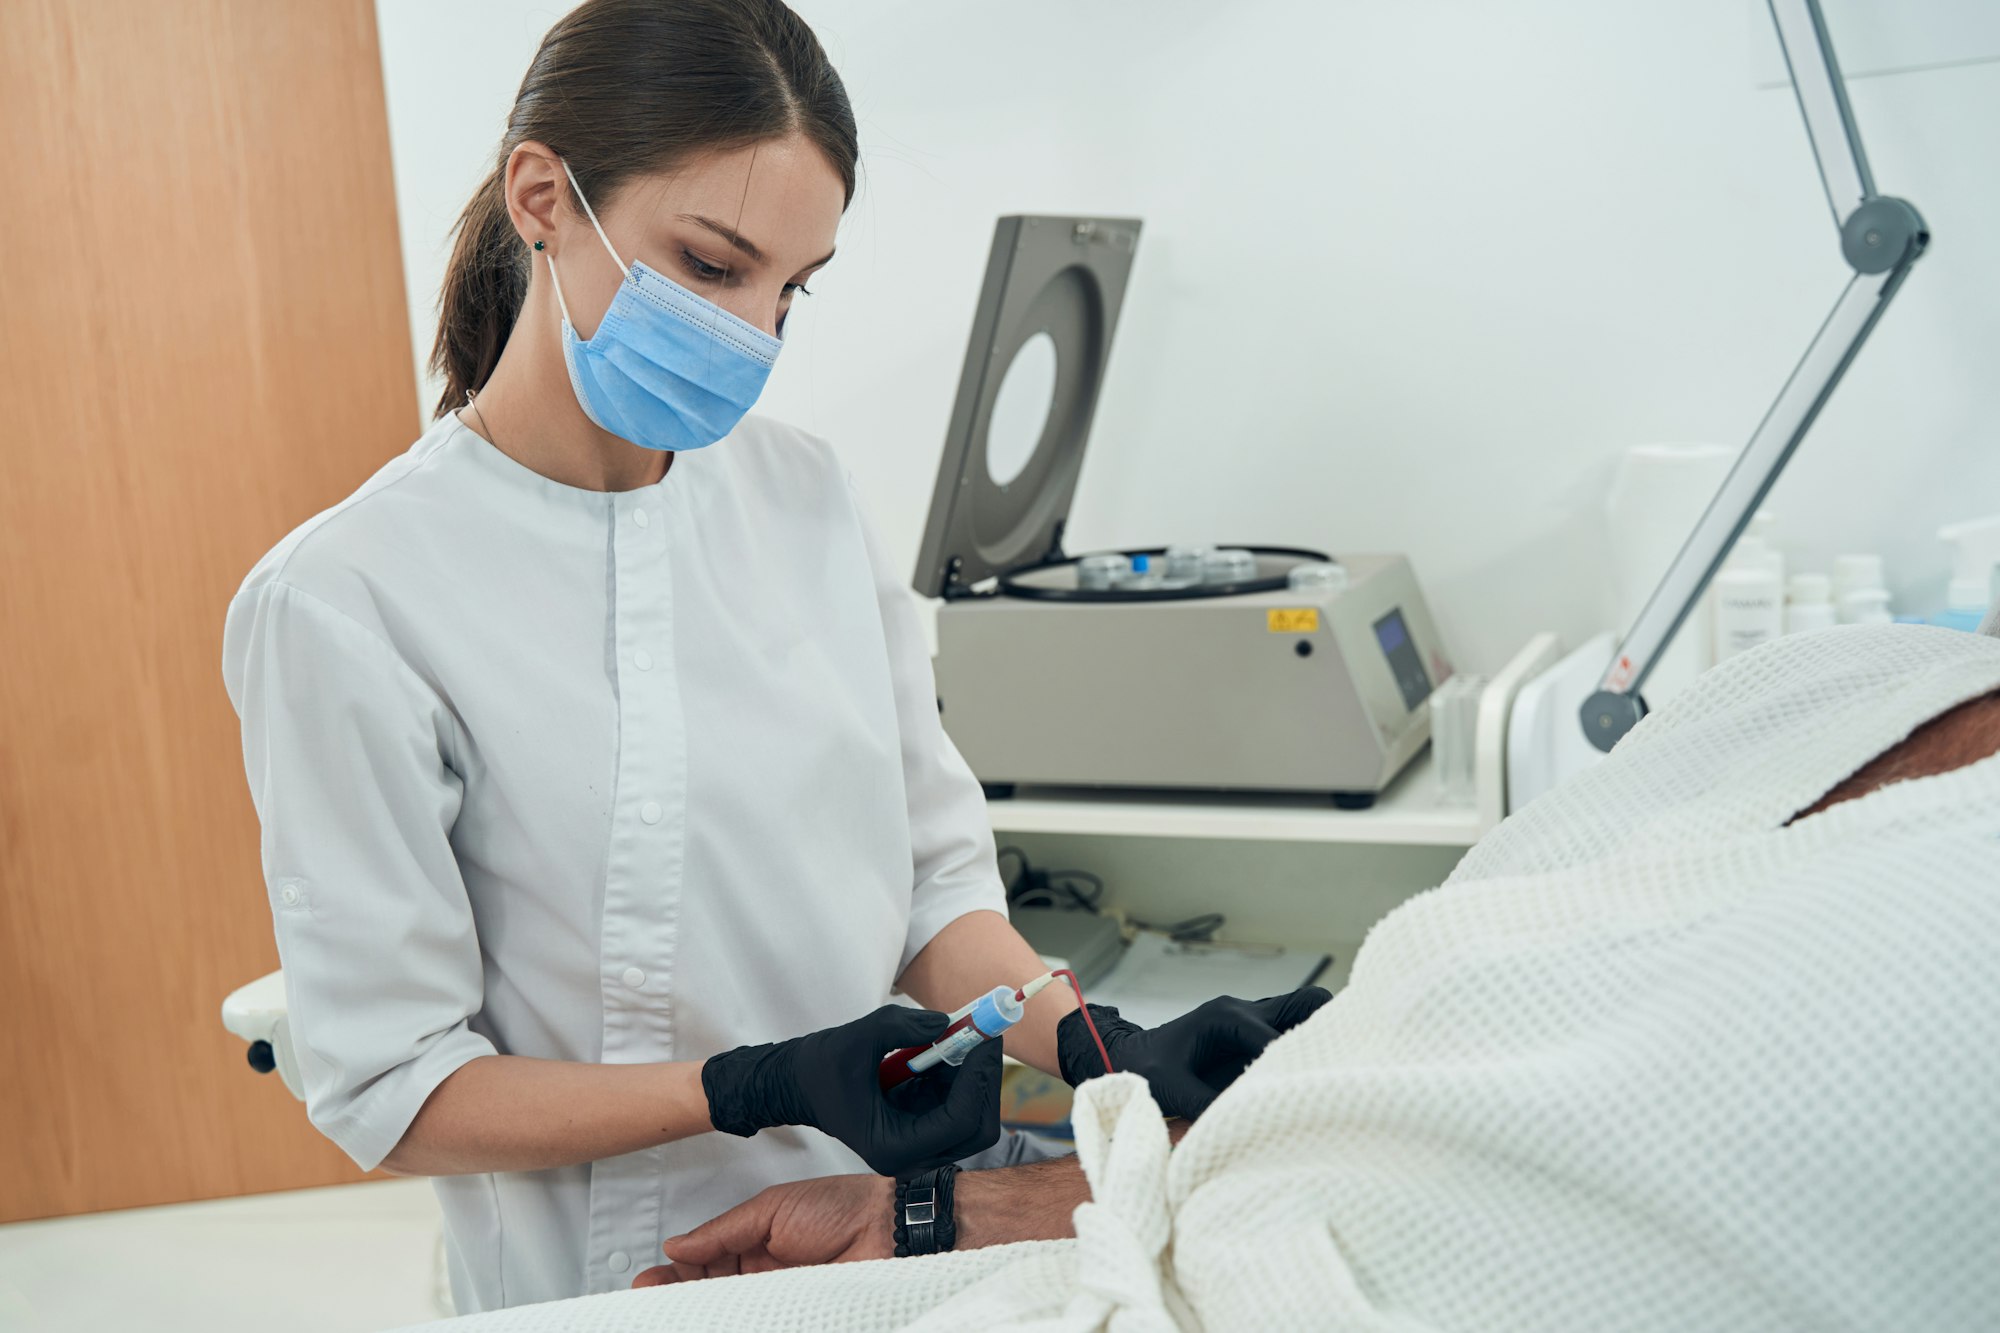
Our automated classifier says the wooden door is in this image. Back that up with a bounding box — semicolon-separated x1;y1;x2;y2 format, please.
1;0;422;1221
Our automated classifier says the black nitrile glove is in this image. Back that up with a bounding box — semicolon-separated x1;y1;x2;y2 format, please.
1057;987;1333;1120
703;1004;1003;1178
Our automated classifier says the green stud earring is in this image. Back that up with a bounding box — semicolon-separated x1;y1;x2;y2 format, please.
534;240;545;251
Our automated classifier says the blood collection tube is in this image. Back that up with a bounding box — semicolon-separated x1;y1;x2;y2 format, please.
878;973;1057;1091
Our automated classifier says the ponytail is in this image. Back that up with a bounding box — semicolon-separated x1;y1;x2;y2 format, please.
430;169;528;418
424;0;858;421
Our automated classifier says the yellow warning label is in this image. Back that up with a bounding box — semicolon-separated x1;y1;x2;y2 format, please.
1267;608;1319;633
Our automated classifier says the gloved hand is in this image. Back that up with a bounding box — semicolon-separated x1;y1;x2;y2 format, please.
703;1005;1003;1178
1057;987;1333;1120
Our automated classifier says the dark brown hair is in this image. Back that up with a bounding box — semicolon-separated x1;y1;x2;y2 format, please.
429;0;858;417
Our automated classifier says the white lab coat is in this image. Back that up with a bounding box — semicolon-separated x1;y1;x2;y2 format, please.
221;412;1006;1313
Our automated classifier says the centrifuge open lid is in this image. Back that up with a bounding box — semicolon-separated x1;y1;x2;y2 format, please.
912;215;1143;600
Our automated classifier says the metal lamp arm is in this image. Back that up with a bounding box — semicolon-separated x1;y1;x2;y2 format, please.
1772;0;1874;222
1581;0;1928;753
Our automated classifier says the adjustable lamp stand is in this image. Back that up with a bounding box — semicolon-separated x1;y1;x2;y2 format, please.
1581;0;1929;752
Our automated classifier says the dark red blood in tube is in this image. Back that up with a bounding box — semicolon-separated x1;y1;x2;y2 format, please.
877;1011;978;1091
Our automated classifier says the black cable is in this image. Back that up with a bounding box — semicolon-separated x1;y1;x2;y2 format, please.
1047;869;1104;912
996;845;1030;896
1001;848;1222;941
1001;846;1104;913
1128;912;1226;944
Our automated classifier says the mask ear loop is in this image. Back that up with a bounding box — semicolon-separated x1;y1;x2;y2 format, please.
560;158;629;272
543;157;631;332
542;248;576;330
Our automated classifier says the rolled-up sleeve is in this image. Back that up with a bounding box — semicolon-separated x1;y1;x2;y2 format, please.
847;482;1011;975
222;579;496;1170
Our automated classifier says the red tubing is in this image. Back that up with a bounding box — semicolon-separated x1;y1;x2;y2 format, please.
1052;968;1116;1076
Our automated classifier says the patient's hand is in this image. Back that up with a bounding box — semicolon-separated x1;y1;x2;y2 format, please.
633;1174;894;1285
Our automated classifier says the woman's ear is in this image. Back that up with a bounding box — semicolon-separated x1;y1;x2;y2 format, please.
504;143;566;249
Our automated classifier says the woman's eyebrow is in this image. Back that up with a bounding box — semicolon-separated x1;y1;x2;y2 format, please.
676;213;836;270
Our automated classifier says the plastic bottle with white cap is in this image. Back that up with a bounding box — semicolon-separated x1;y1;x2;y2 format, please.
1714;531;1785;660
1843;588;1893;626
1935;516;2000;632
1831;554;1889;624
1785;573;1837;635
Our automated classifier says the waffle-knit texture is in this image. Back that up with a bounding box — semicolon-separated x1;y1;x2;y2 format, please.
405;624;2000;1331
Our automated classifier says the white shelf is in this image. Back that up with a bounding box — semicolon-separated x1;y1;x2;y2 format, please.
985;749;1483;848
980;633;1565;851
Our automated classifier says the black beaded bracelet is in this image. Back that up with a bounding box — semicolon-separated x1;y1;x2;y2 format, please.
892;1165;958;1258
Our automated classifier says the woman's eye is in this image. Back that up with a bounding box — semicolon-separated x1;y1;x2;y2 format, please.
783;282;814;297
679;250;728;281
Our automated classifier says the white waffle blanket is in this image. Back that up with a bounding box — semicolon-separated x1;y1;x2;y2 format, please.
409;625;2000;1332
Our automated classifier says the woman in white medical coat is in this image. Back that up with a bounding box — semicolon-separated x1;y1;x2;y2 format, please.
224;0;1325;1314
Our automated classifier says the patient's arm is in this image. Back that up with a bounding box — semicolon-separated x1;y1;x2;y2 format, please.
637;1123;1189;1285
953;1153;1096;1249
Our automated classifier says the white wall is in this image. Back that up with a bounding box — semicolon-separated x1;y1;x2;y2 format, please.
375;0;2000;674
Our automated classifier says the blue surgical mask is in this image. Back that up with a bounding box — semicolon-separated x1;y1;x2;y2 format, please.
543;159;781;452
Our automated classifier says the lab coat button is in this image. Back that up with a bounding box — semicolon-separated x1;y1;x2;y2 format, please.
279;886;299;906
608;1250;630;1273
640;801;662;824
622;967;646;989
633;508;650;528
634;649;653;671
